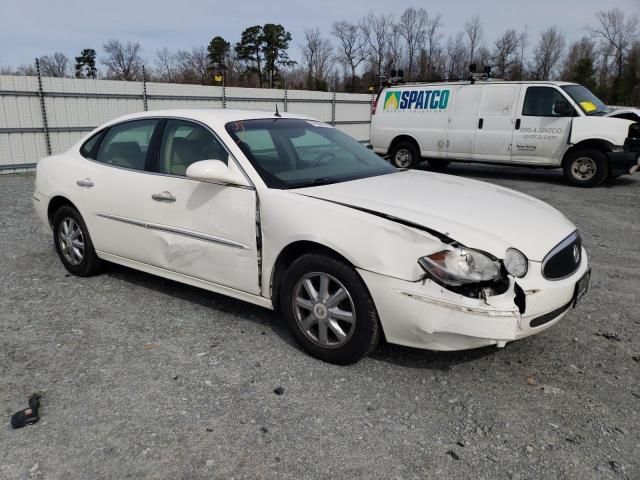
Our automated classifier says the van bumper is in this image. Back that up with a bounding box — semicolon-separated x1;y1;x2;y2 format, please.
607;143;640;177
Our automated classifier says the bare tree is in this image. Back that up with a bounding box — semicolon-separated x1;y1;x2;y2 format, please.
464;14;483;67
492;29;521;78
331;20;367;91
424;13;443;78
39;52;70;77
176;46;209;84
385;22;404;74
155;48;177;82
360;11;393;79
302;28;335;90
587;7;639;80
530;26;566;80
398;7;427;79
561;37;597;88
102;40;143;81
446;32;467;79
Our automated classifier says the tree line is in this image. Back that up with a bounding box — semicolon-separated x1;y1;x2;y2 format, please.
2;7;638;105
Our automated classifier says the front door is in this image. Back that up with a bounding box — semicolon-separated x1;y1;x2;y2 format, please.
511;86;574;164
140;118;260;295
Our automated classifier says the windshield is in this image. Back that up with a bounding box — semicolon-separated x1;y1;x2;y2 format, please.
225;118;396;188
561;85;609;116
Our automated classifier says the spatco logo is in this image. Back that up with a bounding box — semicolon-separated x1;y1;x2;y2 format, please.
384;89;450;111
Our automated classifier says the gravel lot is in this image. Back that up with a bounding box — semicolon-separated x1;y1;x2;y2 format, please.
1;166;639;480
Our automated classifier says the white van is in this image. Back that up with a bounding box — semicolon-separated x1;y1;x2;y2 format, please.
370;80;640;187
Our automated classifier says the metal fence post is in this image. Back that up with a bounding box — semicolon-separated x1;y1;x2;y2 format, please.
142;66;148;111
35;58;52;156
222;73;227;108
331;77;337;126
283;75;288;112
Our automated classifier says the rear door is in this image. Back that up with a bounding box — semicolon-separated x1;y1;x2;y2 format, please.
511;86;574;165
446;85;482;160
474;84;521;162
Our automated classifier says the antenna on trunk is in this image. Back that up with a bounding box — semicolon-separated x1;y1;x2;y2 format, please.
274;104;281;117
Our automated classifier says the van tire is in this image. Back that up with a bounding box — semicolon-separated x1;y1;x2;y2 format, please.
563;148;609;187
390;141;420;168
427;158;451;170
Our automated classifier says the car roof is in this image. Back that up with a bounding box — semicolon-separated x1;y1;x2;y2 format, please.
101;108;317;129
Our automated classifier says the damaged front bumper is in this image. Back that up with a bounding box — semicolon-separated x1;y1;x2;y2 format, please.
608;135;640;177
358;248;589;351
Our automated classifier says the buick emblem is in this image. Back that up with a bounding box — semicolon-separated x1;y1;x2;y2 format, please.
573;245;580;263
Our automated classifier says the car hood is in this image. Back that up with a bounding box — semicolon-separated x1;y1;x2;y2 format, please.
291;170;576;261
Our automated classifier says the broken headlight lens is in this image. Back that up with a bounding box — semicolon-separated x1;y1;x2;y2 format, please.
504;248;528;278
418;248;500;286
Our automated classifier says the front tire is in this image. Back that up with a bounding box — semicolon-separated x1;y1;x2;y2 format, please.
563;148;609;187
52;205;103;276
389;141;420;168
279;253;380;365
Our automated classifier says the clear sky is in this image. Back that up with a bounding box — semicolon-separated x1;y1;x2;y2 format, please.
1;0;638;69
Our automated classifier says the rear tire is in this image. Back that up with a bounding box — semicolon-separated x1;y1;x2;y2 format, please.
52;205;103;276
279;253;380;365
389;141;420;168
426;158;451;170
563;148;609;187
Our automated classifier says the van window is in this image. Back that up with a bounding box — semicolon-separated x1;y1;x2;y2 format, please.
523;87;574;117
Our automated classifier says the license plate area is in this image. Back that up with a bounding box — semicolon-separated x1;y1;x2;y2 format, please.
572;268;591;307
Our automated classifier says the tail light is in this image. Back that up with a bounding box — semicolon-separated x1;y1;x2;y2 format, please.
371;99;378;115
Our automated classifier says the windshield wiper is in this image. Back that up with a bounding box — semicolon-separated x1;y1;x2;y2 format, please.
292;177;339;188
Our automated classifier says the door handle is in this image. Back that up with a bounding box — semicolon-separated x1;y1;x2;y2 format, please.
76;178;94;188
151;191;176;203
515;118;521;130
478;118;484;129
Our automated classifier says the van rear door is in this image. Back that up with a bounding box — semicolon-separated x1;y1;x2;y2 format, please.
474;84;521;162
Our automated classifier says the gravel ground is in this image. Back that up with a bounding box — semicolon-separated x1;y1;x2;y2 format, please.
1;166;639;480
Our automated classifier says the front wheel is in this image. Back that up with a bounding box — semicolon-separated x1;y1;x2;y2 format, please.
279;253;380;365
563;148;609;187
52;205;103;276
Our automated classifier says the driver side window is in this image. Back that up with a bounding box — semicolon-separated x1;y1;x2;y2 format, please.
522;87;575;117
159;119;229;176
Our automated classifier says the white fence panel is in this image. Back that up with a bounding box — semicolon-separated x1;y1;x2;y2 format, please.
0;75;372;171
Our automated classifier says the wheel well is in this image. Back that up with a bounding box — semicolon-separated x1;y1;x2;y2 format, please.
562;139;613;167
270;241;354;311
389;134;421;154
47;196;76;226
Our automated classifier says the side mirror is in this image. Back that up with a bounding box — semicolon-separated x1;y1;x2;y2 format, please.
185;159;249;186
554;100;575;117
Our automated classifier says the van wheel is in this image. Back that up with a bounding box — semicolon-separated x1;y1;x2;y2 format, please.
563;148;609;187
427;158;451;170
279;253;380;365
390;141;420;168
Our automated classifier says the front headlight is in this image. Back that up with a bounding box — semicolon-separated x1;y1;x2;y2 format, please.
504;248;528;278
418;247;500;286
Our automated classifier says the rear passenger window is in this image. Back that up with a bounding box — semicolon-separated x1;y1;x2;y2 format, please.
523;87;572;117
79;131;105;159
96;120;159;170
159;120;229;176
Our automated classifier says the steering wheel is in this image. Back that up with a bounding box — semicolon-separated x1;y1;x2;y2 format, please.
310;152;336;167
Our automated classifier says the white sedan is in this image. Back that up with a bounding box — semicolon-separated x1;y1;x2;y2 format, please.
33;109;590;364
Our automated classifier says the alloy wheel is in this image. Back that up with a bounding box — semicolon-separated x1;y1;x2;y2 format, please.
58;217;85;265
292;272;356;348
